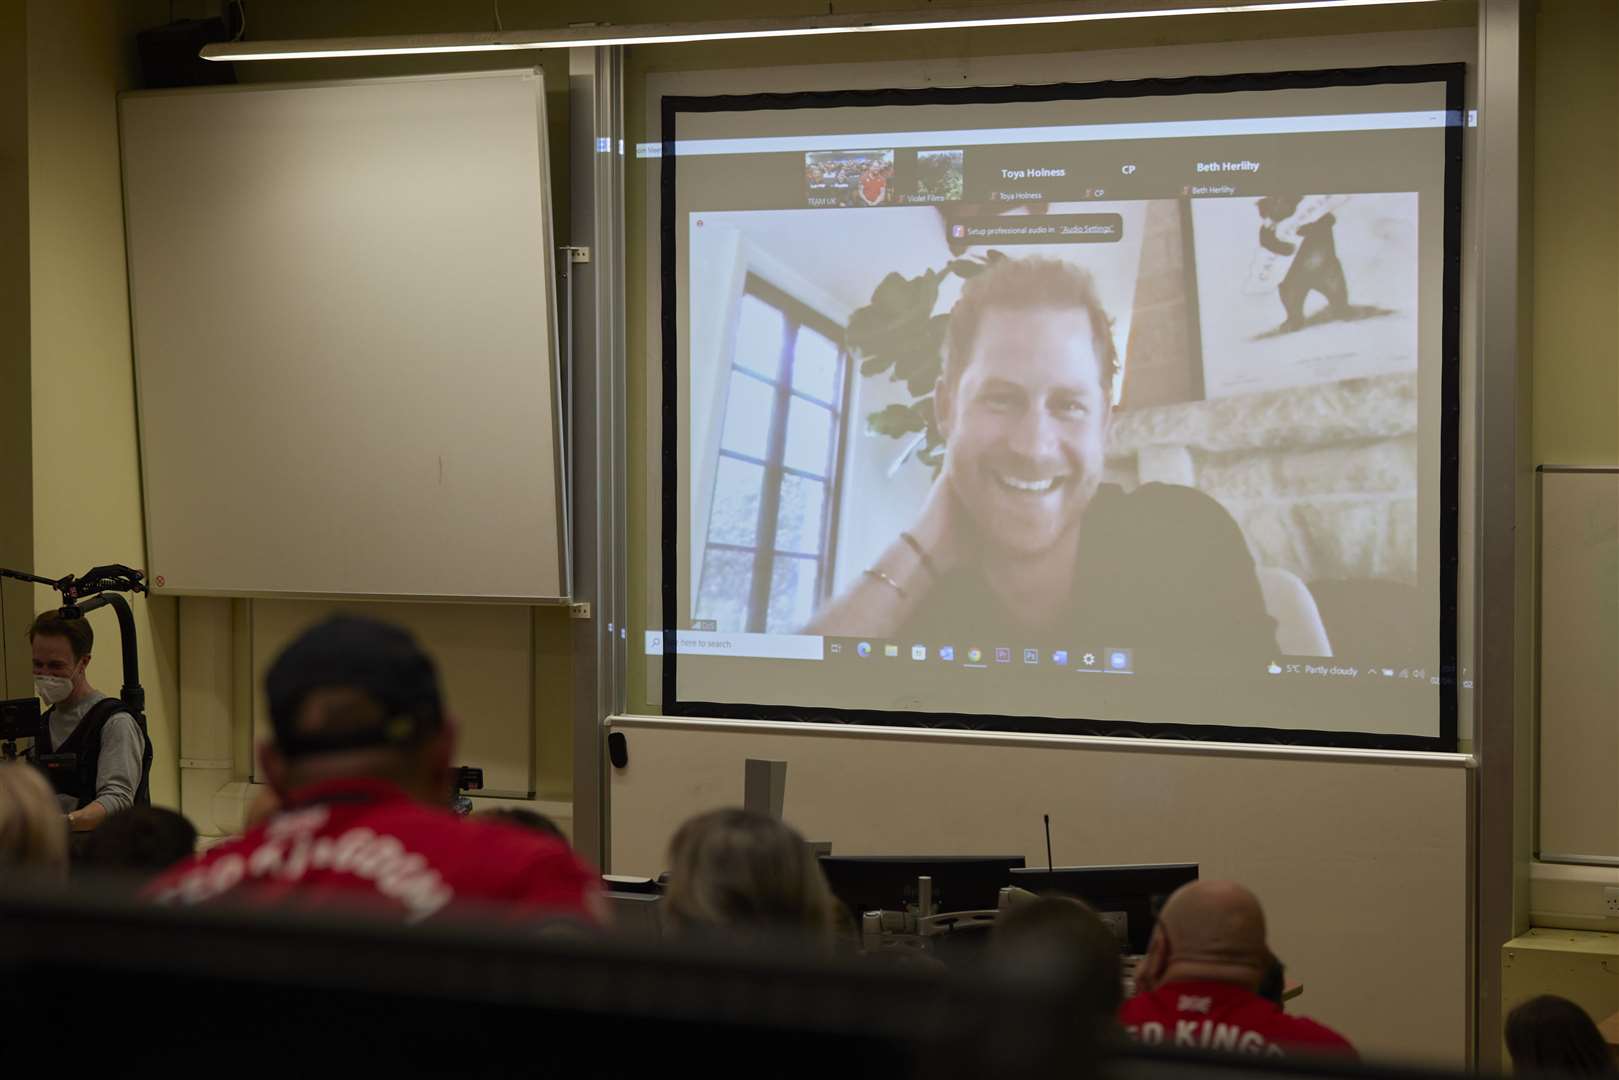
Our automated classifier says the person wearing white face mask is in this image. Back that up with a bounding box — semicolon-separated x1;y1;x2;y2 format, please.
28;611;151;834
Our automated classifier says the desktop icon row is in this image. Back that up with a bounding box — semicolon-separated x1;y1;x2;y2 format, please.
848;642;1133;671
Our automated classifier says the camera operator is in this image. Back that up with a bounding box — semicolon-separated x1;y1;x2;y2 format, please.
28;610;151;833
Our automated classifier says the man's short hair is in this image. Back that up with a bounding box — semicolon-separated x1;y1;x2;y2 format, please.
942;256;1122;405
265;617;445;760
480;807;567;842
79;806;198;874
995;895;1125;1018
28;610;93;660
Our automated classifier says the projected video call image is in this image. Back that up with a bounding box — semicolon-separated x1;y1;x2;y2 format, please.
686;194;1422;672
667;71;1458;739
804;149;896;207
913;149;965;202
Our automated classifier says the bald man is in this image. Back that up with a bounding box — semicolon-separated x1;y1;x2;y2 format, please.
1119;881;1355;1058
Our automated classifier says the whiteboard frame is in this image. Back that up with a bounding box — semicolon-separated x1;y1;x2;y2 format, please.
119;69;571;604
609;710;1473;767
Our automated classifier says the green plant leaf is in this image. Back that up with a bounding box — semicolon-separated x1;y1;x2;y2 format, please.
846;269;941;353
866;402;928;438
903;366;938;397
858;351;893;377
894;315;948;396
892;342;933;390
857;257;984;466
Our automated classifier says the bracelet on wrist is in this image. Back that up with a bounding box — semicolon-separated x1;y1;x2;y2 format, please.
899;531;941;580
862;567;908;600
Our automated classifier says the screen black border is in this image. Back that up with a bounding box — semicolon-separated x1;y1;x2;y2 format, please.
660;63;1464;753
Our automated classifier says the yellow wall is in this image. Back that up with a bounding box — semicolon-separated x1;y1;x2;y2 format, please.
158;0;1482;813
1531;0;1618;467
26;0;179;805
1519;0;1619;1024
203;0;1613;804
4;0;1606;827
0;0;31;700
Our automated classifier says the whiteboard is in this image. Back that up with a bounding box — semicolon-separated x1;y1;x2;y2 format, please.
607;715;1471;1065
1536;467;1619;865
120;70;567;601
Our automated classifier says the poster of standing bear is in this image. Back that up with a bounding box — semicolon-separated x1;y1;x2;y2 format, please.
1192;192;1419;398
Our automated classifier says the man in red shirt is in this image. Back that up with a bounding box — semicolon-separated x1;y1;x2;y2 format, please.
1119;880;1355;1059
149;617;601;924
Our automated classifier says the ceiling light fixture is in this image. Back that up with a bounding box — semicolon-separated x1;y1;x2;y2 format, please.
200;0;1445;62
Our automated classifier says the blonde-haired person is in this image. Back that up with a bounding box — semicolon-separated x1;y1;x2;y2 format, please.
663;808;844;946
0;761;70;874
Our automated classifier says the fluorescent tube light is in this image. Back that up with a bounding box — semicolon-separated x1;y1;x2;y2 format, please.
201;0;1445;61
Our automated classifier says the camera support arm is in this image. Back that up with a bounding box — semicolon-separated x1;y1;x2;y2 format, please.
0;566;61;589
63;592;144;717
0;563;148;717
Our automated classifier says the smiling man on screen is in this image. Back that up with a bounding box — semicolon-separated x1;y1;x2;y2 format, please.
148;617;601;924
807;256;1276;667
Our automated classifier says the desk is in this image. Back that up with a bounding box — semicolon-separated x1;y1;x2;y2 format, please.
605;890;663;937
1501;930;1619;1062
609;889;1314;1009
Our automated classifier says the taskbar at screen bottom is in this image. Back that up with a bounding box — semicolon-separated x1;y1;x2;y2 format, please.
663;645;1446;745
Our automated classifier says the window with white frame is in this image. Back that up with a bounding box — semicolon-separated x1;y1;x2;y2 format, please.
695;276;849;634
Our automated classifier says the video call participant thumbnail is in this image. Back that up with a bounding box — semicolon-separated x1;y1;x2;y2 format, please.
149;617;602;924
807;257;1277;667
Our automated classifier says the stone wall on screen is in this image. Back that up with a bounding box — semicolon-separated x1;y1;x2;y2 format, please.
1104;372;1420;586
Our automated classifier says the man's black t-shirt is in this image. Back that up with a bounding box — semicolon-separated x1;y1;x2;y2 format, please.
897;483;1277;671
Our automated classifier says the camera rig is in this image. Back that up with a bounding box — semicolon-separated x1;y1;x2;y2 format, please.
0;563;149;759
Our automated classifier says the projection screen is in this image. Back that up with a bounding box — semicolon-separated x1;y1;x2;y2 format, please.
661;65;1462;749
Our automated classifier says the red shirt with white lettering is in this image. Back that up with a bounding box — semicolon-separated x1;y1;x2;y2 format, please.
146;778;600;924
1120;980;1357;1059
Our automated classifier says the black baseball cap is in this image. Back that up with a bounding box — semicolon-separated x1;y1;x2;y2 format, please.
265;616;445;759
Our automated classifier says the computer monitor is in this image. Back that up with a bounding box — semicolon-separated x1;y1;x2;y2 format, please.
1009;863;1198;954
817;855;1027;920
603;890;664;938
